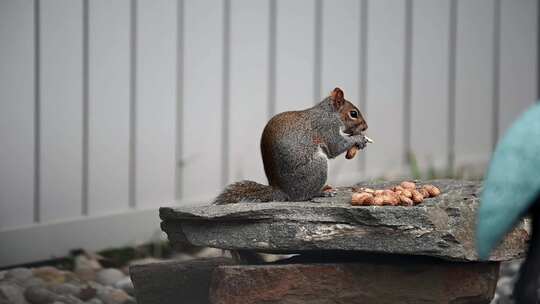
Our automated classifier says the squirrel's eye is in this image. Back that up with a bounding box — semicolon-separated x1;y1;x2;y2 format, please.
350;111;358;119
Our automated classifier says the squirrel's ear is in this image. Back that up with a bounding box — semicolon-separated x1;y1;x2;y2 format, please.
330;87;345;109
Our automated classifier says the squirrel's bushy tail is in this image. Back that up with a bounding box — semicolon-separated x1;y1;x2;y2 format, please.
213;180;288;205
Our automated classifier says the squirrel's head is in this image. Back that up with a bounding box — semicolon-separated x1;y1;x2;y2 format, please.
329;88;368;136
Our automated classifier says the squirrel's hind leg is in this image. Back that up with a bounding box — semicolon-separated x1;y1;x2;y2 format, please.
278;155;328;201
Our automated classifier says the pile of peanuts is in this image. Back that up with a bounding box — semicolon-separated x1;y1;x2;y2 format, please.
351;181;441;206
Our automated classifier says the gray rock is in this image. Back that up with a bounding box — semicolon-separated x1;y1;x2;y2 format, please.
113;278;133;296
78;286;97;302
74;255;101;282
96;288;131;304
0;283;27;304
0;271;6;281
84;299;103;304
49;284;81;297
54;295;83;304
130;258;234;304
95;269;125;287
5;268;33;284
24;285;56;304
161;180;528;262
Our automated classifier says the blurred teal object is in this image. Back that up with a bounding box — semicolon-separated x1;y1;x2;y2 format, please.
476;102;540;259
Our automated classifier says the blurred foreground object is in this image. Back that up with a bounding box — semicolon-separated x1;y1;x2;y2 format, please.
476;103;540;303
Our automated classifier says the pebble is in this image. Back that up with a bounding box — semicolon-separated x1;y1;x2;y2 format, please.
24;285;57;304
113;277;133;296
0;283;27;304
5;268;33;284
95;270;125;287
20;278;45;289
49;283;81;297
33;267;66;284
96;290;126;304
78;286;97;301
74;255;101;283
54;295;83;304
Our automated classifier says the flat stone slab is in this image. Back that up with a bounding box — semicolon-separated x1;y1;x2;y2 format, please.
161;180;529;262
209;261;499;304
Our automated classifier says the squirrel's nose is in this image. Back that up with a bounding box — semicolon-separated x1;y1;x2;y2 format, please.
360;122;368;132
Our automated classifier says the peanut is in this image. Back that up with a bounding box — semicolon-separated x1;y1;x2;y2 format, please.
423;185;441;197
393;186;405;192
383;189;396;197
374;190;385;196
401;189;413;198
351;192;374;206
345;146;358;159
399;195;414;206
411;190;424;204
418;188;430;198
358;187;375;194
373;196;385;206
388;195;399;206
400;181;416;189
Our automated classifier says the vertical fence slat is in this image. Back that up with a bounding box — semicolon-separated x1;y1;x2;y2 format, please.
87;0;130;215
228;0;269;185
175;0;184;200
364;0;406;177
267;0;277;118
40;0;84;222
128;0;137;209
0;0;35;229
358;0;368;173
136;0;176;208
410;0;450;172
221;0;231;188
454;0;495;168
183;0;224;201
275;0;315;112
498;0;537;139
320;0;362;185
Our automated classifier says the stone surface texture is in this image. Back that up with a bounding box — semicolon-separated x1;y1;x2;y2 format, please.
209;261;499;304
161;180;528;262
130;257;234;304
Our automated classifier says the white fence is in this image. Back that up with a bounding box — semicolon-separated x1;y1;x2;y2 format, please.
0;0;537;267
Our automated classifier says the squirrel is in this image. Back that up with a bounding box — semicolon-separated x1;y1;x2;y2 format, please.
213;87;369;205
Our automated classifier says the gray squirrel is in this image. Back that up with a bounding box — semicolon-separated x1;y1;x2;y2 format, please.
213;87;369;205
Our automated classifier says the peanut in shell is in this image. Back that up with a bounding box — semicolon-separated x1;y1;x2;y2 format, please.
351;192;374;206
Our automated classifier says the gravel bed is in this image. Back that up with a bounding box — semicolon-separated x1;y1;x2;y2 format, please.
0;254;136;304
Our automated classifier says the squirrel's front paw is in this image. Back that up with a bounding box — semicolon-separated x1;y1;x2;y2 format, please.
354;137;367;149
354;134;372;149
